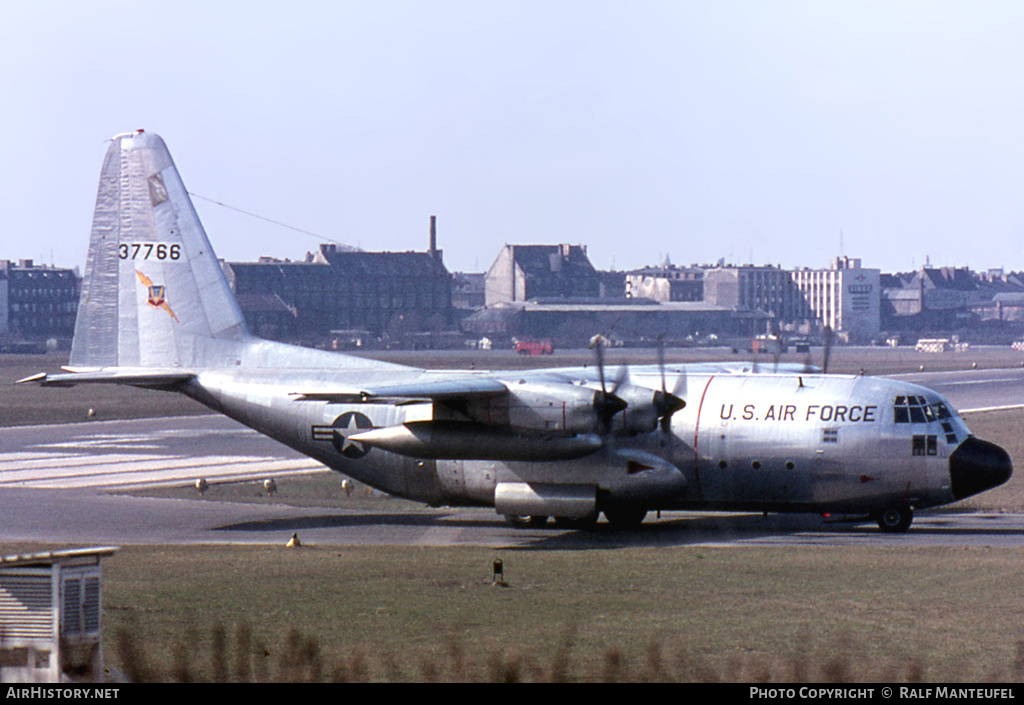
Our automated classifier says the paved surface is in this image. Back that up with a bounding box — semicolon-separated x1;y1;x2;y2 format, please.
0;415;321;490
0;485;1019;547
892;366;1024;413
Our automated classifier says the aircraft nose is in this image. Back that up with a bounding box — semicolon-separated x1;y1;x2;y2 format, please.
949;436;1013;500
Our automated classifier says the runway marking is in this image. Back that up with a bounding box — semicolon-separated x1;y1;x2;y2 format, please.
932;378;1024;387
0;421;328;490
960;404;1024;414
0;452;77;463
0;453;171;471
0;458;325;490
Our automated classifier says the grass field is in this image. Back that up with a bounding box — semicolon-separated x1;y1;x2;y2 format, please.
54;544;1024;682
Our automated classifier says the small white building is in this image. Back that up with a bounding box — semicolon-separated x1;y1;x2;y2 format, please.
0;546;118;682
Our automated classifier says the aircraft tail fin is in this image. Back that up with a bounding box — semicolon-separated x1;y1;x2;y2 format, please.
70;130;251;370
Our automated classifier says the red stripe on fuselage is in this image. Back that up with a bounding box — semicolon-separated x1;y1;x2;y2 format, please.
691;375;716;500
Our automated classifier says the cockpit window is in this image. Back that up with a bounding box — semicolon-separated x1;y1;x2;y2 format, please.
894;395;952;424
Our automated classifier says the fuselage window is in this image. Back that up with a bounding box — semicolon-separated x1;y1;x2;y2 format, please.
912;434;938;456
894;395;946;424
822;428;838;444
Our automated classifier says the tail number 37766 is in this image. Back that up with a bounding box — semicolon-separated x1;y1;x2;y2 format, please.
119;242;181;260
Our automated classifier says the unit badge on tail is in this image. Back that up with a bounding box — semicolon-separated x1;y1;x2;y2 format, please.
135;270;179;322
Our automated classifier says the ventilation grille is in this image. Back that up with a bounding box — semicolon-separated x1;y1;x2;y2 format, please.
0;575;54;641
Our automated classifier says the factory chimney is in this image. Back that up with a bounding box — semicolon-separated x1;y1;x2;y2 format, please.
428;215;442;262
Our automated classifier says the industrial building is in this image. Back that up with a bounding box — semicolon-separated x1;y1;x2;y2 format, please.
0;260;80;346
484;244;600;306
223;243;453;346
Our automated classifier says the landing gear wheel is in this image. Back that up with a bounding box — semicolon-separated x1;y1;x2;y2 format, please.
874;506;913;533
553;513;599;530
504;515;549;529
603;507;648;528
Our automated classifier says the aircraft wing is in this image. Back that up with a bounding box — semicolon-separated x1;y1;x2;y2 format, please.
293;376;510;404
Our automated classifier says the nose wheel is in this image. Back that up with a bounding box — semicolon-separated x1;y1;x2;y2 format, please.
874;506;913;533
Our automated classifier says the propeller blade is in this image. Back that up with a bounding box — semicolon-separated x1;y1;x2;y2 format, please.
822;325;833;374
655;389;686;432
592;335;628;433
609;364;628;395
595;340;607;393
671;364;688;399
802;353;815;373
657;334;668;394
593;389;628;434
655;336;685;432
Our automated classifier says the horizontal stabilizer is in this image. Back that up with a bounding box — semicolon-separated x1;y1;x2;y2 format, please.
17;369;195;388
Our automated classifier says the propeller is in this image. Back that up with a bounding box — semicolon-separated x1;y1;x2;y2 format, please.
592;337;627;433
821;325;834;374
654;335;686;433
799;326;833;374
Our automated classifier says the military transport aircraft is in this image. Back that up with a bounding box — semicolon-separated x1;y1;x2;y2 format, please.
20;131;1013;532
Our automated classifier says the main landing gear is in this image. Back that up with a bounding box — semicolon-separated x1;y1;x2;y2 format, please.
504;508;649;530
873;506;914;533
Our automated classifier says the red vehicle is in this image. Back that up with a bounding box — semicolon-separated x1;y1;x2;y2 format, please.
514;339;554;355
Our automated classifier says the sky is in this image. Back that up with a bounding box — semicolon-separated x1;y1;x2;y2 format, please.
3;0;1024;275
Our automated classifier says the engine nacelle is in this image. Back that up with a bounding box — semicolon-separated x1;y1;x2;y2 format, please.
350;421;603;461
499;381;607;434
597;384;685;436
606;384;661;435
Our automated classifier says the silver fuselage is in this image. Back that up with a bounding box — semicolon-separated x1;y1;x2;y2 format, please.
181;359;976;516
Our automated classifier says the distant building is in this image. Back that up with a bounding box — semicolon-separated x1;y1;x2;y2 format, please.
461;298;768;348
0;259;80;343
484;244;600;306
0;268;7;337
790;257;881;342
700;257;880;342
626;265;704;302
452;272;486;311
882;265;984;332
703;264;798;322
223;225;453;346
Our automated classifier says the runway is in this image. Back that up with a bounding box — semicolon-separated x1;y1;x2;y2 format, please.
0;365;1022;548
0;484;1020;548
0;415;322;490
891;366;1024;414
